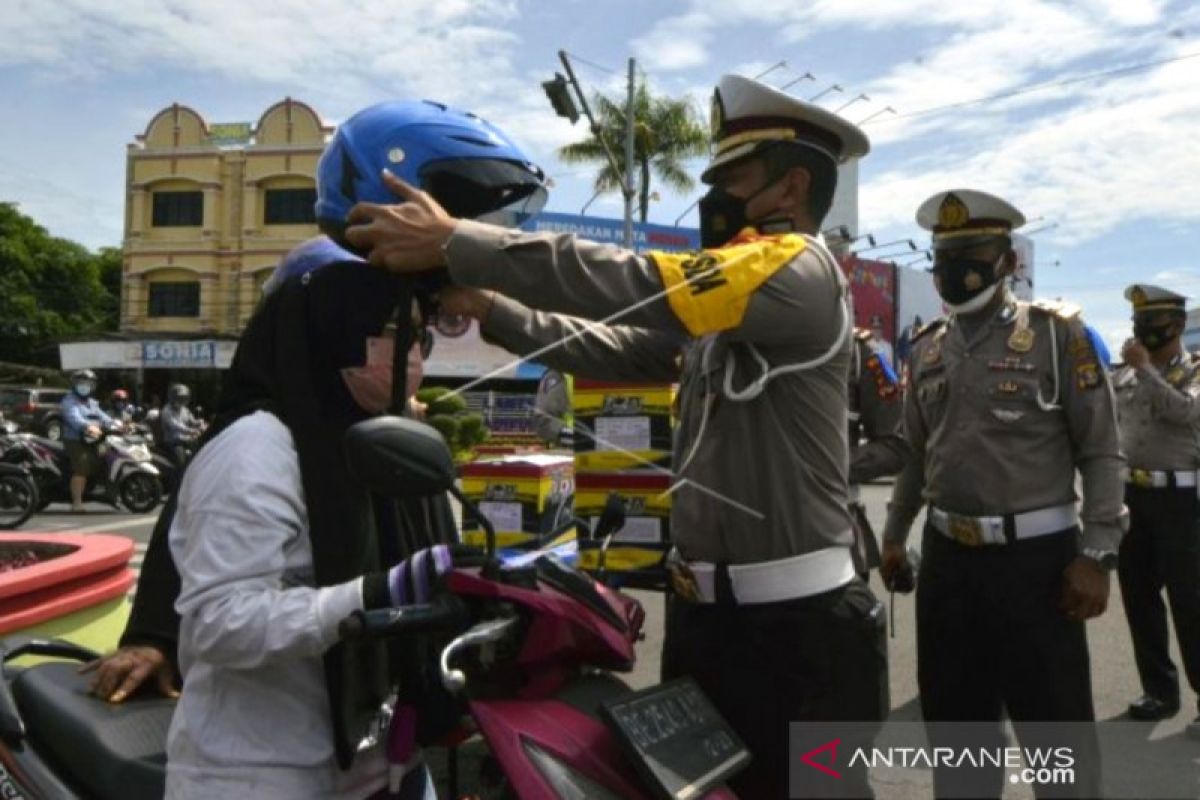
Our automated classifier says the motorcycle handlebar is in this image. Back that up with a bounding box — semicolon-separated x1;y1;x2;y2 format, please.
338;597;468;642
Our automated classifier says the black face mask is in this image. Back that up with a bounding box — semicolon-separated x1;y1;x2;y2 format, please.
698;174;790;248
1133;319;1180;351
932;256;1001;307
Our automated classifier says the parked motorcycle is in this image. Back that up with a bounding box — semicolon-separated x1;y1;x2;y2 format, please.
0;419;40;530
0;426;162;514
0;417;747;799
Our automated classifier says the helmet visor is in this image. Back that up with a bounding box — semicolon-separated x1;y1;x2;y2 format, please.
420;158;547;228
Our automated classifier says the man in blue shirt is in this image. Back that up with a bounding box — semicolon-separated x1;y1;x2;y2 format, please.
60;369;120;512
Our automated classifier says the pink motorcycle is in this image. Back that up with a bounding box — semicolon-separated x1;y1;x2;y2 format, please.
341;416;748;799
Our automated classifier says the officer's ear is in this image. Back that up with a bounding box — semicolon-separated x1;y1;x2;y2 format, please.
778;166;812;223
997;247;1018;279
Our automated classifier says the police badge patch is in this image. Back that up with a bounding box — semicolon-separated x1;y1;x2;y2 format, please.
1007;328;1035;353
1075;362;1101;390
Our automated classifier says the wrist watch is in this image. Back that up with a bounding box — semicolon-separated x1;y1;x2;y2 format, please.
1081;548;1118;571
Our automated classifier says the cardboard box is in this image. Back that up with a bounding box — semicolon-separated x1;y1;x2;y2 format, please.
572;381;673;472
462;389;543;449
459;454;574;550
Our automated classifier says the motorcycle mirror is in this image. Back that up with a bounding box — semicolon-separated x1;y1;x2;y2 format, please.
591;493;626;541
344;416;456;498
592;493;626;582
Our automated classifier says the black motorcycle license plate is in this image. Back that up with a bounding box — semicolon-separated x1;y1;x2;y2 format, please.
600;678;750;800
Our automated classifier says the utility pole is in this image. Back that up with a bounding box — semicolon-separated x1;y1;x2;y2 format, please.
549;51;638;249
622;57;637;249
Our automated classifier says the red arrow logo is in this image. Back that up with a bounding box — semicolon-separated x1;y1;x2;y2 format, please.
800;738;842;779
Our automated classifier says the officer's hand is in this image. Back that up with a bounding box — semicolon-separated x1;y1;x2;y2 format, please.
1059;556;1110;620
880;540;908;589
1121;338;1151;370
438;286;496;321
344;170;458;273
79;645;179;703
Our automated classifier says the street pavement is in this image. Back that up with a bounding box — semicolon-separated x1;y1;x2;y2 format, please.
17;485;1199;797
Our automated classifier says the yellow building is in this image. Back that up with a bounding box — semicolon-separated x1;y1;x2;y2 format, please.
121;98;331;336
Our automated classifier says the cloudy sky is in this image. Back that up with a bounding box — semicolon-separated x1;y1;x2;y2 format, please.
2;0;1199;349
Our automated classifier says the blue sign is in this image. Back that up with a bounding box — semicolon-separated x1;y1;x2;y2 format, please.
523;212;699;254
142;340;216;368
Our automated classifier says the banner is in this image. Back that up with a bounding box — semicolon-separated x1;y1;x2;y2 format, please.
521;212;700;254
840;255;896;360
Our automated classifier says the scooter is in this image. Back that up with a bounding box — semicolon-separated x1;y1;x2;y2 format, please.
120;423;180;496
0;428;161;514
0;417;746;799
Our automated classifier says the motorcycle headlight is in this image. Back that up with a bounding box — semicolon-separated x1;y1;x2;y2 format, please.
522;739;627;800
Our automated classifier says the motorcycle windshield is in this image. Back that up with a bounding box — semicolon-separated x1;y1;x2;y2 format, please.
534;556;627;634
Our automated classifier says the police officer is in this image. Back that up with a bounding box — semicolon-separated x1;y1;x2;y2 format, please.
881;190;1123;798
1114;284;1200;737
347;74;887;799
848;327;908;576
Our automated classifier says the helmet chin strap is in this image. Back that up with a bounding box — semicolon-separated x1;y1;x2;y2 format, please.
946;281;1001;315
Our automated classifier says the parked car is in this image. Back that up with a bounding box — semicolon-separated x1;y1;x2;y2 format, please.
0;386;69;440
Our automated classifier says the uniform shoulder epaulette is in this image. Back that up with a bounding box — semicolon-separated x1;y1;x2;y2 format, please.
910;317;947;343
1030;299;1082;320
854;327;873;344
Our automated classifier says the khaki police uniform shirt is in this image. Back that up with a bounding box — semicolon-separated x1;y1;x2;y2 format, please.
849;331;908;489
882;295;1125;552
444;219;854;565
1114;352;1200;470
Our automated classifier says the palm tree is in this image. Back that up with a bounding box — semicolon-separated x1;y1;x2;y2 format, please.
558;83;709;222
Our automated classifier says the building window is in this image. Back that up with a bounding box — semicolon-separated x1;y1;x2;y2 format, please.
148;281;201;317
152;191;204;227
264;187;316;225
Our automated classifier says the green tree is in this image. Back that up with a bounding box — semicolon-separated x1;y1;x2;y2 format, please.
557;83;709;222
0;203;121;366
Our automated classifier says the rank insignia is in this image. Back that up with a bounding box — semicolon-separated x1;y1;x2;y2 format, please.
1007;328;1035;353
1167;366;1186;385
923;340;942;365
1076;361;1101;390
996;380;1021;394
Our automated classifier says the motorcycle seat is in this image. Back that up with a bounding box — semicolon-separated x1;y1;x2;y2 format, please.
12;660;172;800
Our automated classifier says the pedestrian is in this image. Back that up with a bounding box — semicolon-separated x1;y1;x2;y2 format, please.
1113;284;1200;737
881;189;1124;798
346;74;888;799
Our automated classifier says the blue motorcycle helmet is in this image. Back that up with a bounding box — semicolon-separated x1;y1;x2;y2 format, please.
315;100;548;246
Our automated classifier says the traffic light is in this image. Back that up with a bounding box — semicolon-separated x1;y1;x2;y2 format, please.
542;73;580;124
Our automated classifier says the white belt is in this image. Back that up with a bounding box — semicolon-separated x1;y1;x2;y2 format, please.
929;503;1078;547
1122;467;1198;489
676;545;856;605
